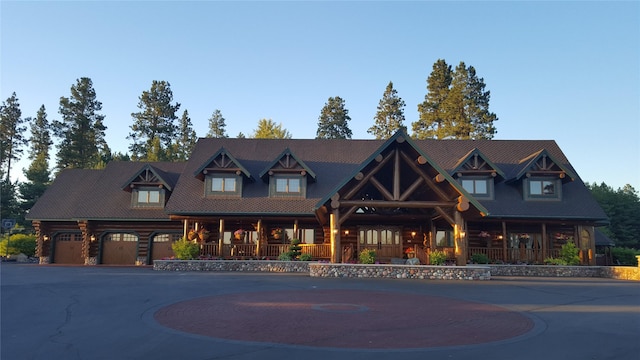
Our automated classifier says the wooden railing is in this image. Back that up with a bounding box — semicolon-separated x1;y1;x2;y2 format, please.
198;243;331;260
468;247;561;264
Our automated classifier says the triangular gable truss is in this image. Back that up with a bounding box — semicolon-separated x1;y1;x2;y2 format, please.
193;147;252;181
315;131;489;226
121;164;172;192
258;148;317;182
514;149;576;182
452;148;505;179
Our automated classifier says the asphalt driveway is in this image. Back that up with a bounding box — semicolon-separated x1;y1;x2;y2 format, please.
1;264;638;360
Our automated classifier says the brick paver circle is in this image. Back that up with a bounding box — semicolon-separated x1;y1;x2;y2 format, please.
154;289;535;349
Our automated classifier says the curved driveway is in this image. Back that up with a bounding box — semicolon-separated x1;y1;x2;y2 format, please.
1;264;638;360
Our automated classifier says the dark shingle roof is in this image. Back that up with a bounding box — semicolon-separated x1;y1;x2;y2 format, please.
28;136;608;223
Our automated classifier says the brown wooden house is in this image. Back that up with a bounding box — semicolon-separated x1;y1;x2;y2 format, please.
27;131;608;266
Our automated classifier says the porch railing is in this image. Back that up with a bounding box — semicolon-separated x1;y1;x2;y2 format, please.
468;247;561;264
198;243;331;260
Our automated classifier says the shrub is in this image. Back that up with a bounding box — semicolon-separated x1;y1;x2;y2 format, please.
471;253;489;264
429;250;447;265
171;238;200;260
278;252;293;261
359;248;376;264
0;234;36;257
288;238;302;260
611;247;640;266
559;242;580;265
544;257;567;265
299;253;312;261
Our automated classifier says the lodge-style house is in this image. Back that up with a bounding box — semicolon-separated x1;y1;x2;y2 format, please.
27;131;608;266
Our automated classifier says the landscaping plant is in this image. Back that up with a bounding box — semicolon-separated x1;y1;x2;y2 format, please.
359;248;376;264
171;237;200;260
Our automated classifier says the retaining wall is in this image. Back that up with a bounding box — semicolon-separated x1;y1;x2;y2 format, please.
308;263;490;280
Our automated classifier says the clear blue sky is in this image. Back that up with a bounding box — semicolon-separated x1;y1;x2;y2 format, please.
2;1;639;191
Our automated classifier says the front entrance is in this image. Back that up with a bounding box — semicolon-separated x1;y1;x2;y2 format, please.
102;233;138;265
358;226;403;262
54;233;83;264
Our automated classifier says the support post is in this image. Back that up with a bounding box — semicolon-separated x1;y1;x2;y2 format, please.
218;219;224;258
330;210;341;263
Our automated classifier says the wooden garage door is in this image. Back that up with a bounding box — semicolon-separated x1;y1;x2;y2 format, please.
54;233;84;264
151;233;182;261
102;233;138;265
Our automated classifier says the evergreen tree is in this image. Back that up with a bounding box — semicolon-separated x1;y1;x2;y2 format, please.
0;179;21;226
316;96;352;139
237;132;246;139
19;105;52;212
54;78;109;170
252;119;292;139
206;109;228;138
0;92;27;182
587;182;640;249
128;80;180;161
173;110;197;161
413;59;452;139
413;59;497;139
368;81;407;139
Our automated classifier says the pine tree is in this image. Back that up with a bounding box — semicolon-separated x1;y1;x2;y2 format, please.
206;109;228;138
173;110;197;161
413;59;452;139
252;119;292;139
0;92;27;182
367;81;407;139
316;96;352;139
128;80;180;161
19;105;52;212
54;78;109;170
413;59;497;139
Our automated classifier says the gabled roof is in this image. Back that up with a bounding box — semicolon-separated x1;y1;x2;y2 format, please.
451;147;505;179
258;147;317;181
514;149;577;182
193;147;252;180
313;131;490;216
122;163;174;192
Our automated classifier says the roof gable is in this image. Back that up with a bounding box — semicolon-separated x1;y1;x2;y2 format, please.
121;164;173;192
193;147;252;180
258;147;317;182
514;149;577;182
451;148;505;179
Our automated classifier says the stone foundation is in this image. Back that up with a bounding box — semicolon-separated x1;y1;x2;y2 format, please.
489;264;640;281
153;260;310;273
85;257;97;265
309;263;491;280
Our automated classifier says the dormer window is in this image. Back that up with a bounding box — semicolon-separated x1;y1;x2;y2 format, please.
132;187;165;208
461;178;488;195
271;175;305;197
525;178;561;200
206;174;241;197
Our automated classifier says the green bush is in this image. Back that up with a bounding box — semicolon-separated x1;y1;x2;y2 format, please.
559;242;580;265
429;250;447;265
471;253;489;264
288;238;302;260
171;238;200;260
544;257;567;265
299;253;312;261
278;251;293;261
359;248;376;264
611;247;640;266
0;234;36;257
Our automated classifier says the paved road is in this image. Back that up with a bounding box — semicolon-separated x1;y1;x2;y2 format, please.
1;264;639;360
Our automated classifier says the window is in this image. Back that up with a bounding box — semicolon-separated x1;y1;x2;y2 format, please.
206;175;241;197
461;178;491;197
526;178;561;200
132;188;164;208
435;230;454;247
106;233;138;242
270;175;305;198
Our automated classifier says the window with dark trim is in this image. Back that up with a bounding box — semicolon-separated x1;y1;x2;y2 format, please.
132;188;165;208
525;178;561;200
206;174;242;197
270;175;305;198
460;177;493;199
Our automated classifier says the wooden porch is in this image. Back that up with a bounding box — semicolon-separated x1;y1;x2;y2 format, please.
198;243;332;260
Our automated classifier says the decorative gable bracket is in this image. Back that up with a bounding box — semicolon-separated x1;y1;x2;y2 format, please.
514;149;576;183
193;147;252;181
258;148;316;183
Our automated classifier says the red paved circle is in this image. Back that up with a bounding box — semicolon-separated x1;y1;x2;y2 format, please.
154;289;534;349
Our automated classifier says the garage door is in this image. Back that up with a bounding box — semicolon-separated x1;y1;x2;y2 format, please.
102;233;138;265
54;233;84;264
151;233;182;261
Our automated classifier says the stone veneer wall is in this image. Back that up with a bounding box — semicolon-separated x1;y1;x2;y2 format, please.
309;263;491;280
489;264;640;281
153;260;310;273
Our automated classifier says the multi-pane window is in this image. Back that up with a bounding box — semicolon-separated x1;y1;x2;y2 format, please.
206;175;241;197
271;176;305;197
276;178;300;193
133;188;164;208
526;178;560;200
461;179;489;195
